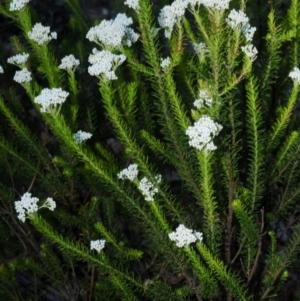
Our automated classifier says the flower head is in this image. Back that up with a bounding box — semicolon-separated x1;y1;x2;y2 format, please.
289;67;300;84
13;68;32;84
169;224;203;247
186;115;222;151
28;23;57;45
193;42;209;59
241;44;258;61
160;57;171;70
226;9;249;29
90;239;106;252
242;23;256;42
124;0;139;10
9;0;31;11
202;0;230;10
73;130;92;144
15;193;56;222
193;89;213;109
34;88;69;113
43;197;56;211
138;176;160;201
7;53;29;66
117;164;139;181
88;48;126;80
15;192;39;222
158;1;188;39
0;65;4;73
86;13;139;49
58;54;80;71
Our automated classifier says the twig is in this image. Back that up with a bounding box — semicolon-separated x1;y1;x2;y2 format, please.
247;208;265;284
230;236;246;265
225;152;235;264
89;266;94;301
28;172;37;192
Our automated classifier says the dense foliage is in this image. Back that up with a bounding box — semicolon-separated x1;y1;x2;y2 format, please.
1;0;300;300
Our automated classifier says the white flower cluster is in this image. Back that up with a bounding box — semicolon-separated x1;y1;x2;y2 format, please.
15;192;56;222
241;44;258;61
169;224;203;247
0;65;3;73
7;53;29;65
201;0;230;10
34;88;69;113
193;89;213;109
186;115;223;151
226;9;249;29
226;9;257;42
289;67;300;84
193;42;209;57
88;48;126;80
86;14;139;49
73;130;92;144
138;175;161;201
124;0;139;10
160;57;171;70
158;0;187;39
90;239;106;252
15;192;39;222
158;0;230;38
58;54;80;71
118;165;161;201
9;0;31;11
43;197;56;211
117;164;139;181
242;23;256;42
28;23;57;45
13;68;32;84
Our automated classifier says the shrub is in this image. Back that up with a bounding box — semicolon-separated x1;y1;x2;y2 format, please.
1;0;300;300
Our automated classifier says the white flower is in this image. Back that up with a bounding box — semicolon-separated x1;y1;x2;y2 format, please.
138;177;159;201
7;53;29;65
73;130;92;144
13;68;32;84
90;239;106;252
193;42;209;57
15;192;39;222
34;88;69;113
9;0;31;11
193;89;213;109
0;65;4;73
160;57;171;70
241;44;258;61
124;0;139;10
28;23;57;45
88;48;126;80
86;13;139;49
58;54;80;71
14;193;56;222
186;115;223;151
169;224;203;247
289;67;300;84
117;164;139;181
158;1;188;39
193;231;203;241
155;174;162;183
242;24;256;42
226;9;249;29
202;0;230;10
43;197;56;211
